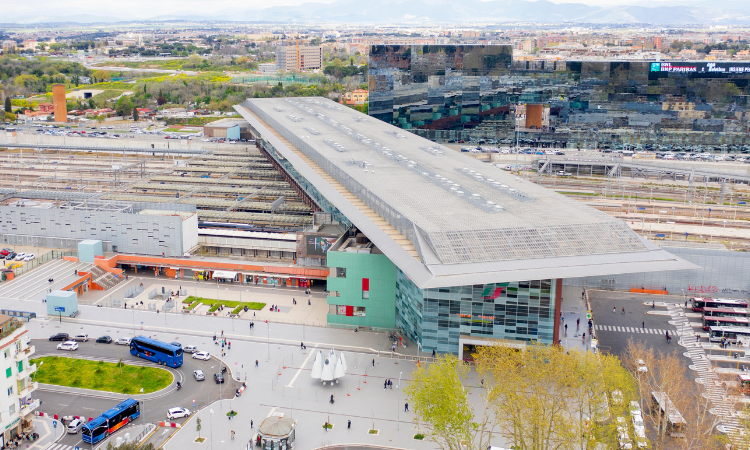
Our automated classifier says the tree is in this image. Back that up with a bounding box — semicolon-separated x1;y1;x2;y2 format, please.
404;355;495;450
4;96;10;114
133;108;139;122
157;95;167;106
474;343;636;450
115;96;133;118
91;70;111;83
196;416;202;439
95;115;105;124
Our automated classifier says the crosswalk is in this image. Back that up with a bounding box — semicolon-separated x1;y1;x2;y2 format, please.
594;325;672;334
665;304;740;434
43;443;78;450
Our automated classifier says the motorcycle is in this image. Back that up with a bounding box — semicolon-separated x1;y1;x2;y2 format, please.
176;382;182;390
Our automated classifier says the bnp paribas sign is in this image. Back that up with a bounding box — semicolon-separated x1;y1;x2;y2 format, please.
651;62;750;74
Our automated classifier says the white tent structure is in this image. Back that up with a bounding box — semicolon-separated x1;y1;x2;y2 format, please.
311;349;347;385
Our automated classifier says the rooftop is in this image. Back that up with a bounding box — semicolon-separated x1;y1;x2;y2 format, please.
236;97;696;288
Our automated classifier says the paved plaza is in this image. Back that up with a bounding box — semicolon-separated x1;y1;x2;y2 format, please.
0;296;506;450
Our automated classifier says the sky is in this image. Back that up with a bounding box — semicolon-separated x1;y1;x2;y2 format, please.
3;0;696;20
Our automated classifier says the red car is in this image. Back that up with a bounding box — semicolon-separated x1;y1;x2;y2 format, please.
0;249;11;257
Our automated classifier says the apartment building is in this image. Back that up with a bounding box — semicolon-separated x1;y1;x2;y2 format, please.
276;46;322;71
0;316;38;446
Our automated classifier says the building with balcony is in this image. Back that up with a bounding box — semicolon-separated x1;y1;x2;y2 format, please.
0;316;37;446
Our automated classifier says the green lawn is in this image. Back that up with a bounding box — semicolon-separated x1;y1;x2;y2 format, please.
31;356;173;394
182;296;265;314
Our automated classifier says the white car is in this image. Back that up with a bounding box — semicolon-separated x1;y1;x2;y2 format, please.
14;252;26;261
192;351;210;361
167;407;190;420
57;341;79;351
23;253;35;261
637;359;648;373
183;345;197;354
115;337;131;345
72;334;89;342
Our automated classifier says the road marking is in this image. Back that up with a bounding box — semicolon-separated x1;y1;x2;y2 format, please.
286;343;318;388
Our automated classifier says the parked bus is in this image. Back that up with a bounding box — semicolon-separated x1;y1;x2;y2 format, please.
702;315;750;331
692;297;748;312
702;307;750;318
82;399;140;444
651;392;686;438
130;336;183;367
708;326;750;344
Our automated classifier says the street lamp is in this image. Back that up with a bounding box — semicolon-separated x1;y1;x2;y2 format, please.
209;409;214;450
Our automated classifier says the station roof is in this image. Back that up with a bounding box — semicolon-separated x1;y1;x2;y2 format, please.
236;97;696;288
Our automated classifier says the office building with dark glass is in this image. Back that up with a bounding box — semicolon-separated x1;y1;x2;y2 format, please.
369;45;750;150
235;97;693;356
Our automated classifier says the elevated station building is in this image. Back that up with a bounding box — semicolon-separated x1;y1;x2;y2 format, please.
235;97;695;354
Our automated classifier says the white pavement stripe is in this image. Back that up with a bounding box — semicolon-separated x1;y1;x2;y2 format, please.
285;343;317;388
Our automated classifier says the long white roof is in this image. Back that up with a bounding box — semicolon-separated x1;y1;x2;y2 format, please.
236;97;697;288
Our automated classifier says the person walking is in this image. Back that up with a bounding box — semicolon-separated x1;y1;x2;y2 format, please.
576;318;580;328
642;321;645;329
697;334;700;342
432;349;436;358
384;380;387;390
372;358;375;368
621;306;625;315
347;420;351;429
231;431;235;440
564;324;568;335
582;332;586;342
613;306;616;313
324;421;329;432
404;402;409;412
250;420;253;428
301;342;304;349
221;330;224;337
255;360;259;367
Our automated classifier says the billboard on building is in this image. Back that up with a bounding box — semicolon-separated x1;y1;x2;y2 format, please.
297;232;339;258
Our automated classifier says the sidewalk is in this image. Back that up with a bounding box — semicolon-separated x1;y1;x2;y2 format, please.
559;285;595;353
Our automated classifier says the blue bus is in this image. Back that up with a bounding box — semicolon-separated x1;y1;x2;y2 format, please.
82;399;140;444
130;336;183;367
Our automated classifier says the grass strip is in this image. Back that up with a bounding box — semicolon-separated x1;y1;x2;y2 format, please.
31;356;172;394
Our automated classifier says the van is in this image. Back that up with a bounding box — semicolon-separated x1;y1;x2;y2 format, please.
67;419;83;434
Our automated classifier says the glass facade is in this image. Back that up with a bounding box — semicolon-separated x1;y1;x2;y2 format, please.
370;46;750;151
396;269;558;354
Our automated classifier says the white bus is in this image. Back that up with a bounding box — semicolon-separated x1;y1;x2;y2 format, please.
651;392;686;438
708;325;750;344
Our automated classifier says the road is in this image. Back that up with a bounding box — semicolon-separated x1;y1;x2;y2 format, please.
590;290;682;359
33;339;241;449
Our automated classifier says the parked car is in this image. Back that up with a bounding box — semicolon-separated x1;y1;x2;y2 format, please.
192;351;210;361
167;407;190;420
214;373;225;384
23;253;35;261
67;419;84;434
0;249;11;256
57;341;79;351
193;369;205;381
72;334;89;342
95;336;112;344
183;345;197;354
14;252;26;261
5;252;16;260
49;333;69;341
115;337;131;345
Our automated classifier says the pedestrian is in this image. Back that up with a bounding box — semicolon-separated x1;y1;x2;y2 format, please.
221;330;224;337
576;318;580;328
389;379;393;389
384;380;387;390
231;431;235;440
432;349;436;358
697;334;700;342
685;300;688;308
564;324;568;335
324;421;329;432
372;358;375;368
301;342;304;349
404;402;409;412
228;342;231;350
642;322;645;329
582;332;586;342
251;420;253;428
613;306;616;313
347;420;351;429
308;299;311;305
621;306;625;315
255;360;258;367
